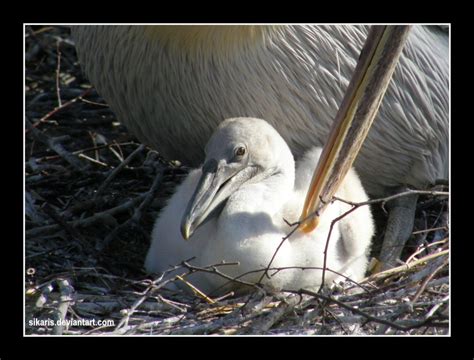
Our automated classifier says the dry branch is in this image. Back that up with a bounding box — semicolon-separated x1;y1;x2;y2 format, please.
26;118;85;170
95;144;146;197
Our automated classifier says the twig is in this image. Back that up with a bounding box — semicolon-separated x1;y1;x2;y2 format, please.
88;131;100;161
26;192;148;238
29;26;54;36
55;40;62;108
290;288;443;332
318;204;361;291
246;293;301;333
411;256;449;303
362;249;449;283
77;153;109;167
176;275;216;304
424;295;449;320
182;259;371;298
412;226;449;235
339;276;448;306
258;188;449;295
317;189;449;289
36;142;137;162
79;97;109;107
27;88;93;131
25;118;85;170
113;261;197;333
96;165;163;251
42;203;90;249
405;237;448;263
181;260;258;292
332;189;449;210
257;221;301;284
52;278;74;335
94;144;146;197
108;141;125;162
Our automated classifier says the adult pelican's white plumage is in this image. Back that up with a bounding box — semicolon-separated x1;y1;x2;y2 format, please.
145;118;374;294
72;25;449;268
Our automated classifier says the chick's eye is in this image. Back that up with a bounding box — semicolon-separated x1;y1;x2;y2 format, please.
235;146;246;157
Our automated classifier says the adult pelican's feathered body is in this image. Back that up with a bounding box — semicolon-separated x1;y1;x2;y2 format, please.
145;118;374;294
72;25;448;198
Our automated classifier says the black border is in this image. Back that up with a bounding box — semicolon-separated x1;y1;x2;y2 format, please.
7;11;469;359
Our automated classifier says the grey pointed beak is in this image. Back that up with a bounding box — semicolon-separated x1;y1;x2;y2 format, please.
180;158;256;240
181;159;256;240
181;159;221;240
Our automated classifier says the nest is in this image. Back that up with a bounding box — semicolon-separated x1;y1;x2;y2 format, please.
25;25;449;336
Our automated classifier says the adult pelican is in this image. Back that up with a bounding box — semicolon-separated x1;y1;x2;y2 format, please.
145;117;374;294
71;25;449;268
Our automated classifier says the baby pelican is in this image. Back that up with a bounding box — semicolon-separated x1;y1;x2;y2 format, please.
145;117;374;295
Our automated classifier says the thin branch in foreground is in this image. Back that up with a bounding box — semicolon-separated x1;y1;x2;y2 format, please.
180;258;372;299
256;187;449;296
318;188;449;289
318;204;360;291
332;189;449;209
181;260;260;292
175;275;216;304
257;222;302;284
113;259;251;334
113;261;193;332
